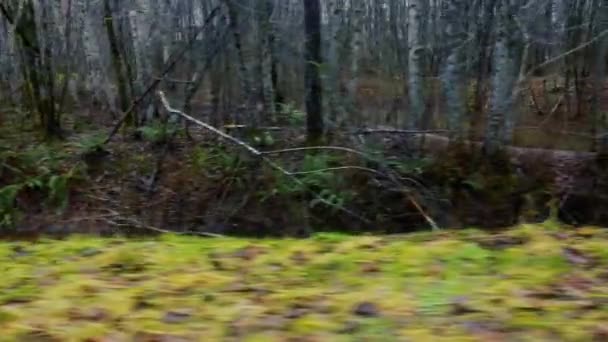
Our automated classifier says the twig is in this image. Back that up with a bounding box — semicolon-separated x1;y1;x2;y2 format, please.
98;209;225;237
405;193;440;231
153;77;196;84
103;217;225;238
288;166;385;177
528;85;544;115
538;93;565;127
524;28;608;79
261;146;374;161
354;128;450;135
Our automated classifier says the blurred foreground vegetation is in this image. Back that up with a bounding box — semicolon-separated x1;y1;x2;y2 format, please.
1;223;608;341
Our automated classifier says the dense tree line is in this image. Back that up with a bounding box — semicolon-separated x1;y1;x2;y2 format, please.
0;0;607;155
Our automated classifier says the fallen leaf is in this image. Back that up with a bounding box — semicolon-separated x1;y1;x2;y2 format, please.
79;247;102;257
476;235;527;250
353;302;380;317
451;297;481;315
562;247;595;267
593;325;608;341
67;307;109;322
360;262;381;273
134;332;191;342
285;304;309;319
290;251;308;265
257;315;287;330
338;320;360;334
162;309;193;324
233;245;265;261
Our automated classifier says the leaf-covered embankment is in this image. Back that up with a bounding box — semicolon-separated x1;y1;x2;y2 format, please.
1;223;608;341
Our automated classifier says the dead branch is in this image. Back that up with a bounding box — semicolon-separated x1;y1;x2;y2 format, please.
288;166;385;177
158;91;372;225
159;92;261;156
524;28;608;79
262;145;373;160
97;209;225;238
158;91;441;230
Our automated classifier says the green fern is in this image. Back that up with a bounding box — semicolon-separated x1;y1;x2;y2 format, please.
70;133;106;155
278;103;306;126
138;121;175;144
0;184;23;227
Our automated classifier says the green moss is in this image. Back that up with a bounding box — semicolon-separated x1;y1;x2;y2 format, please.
0;224;606;340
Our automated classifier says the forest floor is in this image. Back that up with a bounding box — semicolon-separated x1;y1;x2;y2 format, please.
2;222;608;341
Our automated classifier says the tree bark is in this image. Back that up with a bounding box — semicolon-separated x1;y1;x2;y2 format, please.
441;0;465;140
484;0;518;156
303;0;323;143
407;0;424;130
103;0;133;124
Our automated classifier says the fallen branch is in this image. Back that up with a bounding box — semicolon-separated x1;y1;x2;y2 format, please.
158;91;441;230
158;91;371;225
99;209;225;238
262;146;373;161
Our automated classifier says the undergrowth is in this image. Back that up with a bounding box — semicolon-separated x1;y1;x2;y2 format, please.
0;144;83;228
1;115;593;235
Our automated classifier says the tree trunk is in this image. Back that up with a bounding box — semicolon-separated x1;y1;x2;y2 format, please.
441;0;465;141
347;0;363;126
407;0;424;130
595;0;608;155
223;0;254;124
326;0;344;128
259;0;277;123
484;1;517;156
103;0;133;124
303;0;323;143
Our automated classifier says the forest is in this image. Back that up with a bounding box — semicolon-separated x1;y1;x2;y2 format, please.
1;0;608;340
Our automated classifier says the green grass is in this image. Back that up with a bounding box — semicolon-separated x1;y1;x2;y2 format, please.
1;223;608;340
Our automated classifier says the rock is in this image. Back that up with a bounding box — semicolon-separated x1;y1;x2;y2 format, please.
352;302;380;317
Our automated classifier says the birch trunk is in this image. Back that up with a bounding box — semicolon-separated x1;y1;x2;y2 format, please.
441;0;465;140
347;0;363;125
484;1;517;155
407;0;424;130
